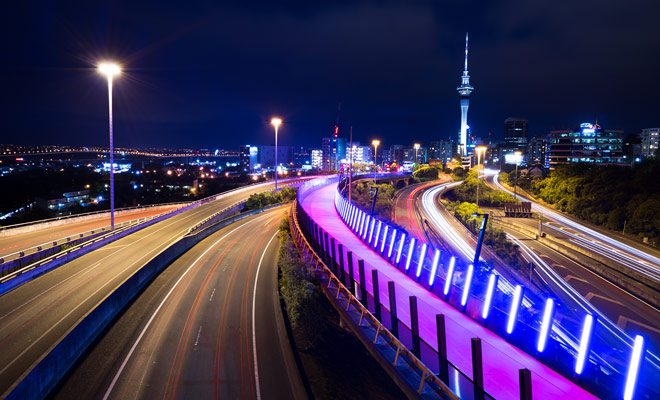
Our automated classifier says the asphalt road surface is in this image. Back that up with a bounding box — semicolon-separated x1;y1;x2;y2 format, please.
0;205;180;260
50;205;304;400
0;179;306;396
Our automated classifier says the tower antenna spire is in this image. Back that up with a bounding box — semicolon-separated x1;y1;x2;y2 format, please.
464;32;469;74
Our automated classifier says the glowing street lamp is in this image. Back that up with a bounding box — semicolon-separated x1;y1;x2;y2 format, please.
372;139;380;183
414;143;421;166
97;61;121;230
475;146;487;209
271;117;282;190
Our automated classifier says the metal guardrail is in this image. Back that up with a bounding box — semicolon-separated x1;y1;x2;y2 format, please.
289;200;460;400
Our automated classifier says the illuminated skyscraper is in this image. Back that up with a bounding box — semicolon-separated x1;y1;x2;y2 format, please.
457;32;474;156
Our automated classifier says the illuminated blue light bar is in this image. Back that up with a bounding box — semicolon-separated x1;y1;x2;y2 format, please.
358;213;365;234
380;226;389;254
364;216;372;240
374;221;382;249
460;264;474;307
353;211;362;231
368;219;376;245
395;232;406;264
360;214;368;238
443;257;456;296
405;238;416;271
415;243;427;278
387;230;397;258
428;249;441;287
624;335;645;400
506;285;523;334
481;273;498;319
349;207;356;229
537;298;555;353
575;313;595;375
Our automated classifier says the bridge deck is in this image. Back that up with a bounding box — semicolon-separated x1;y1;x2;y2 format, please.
301;182;596;400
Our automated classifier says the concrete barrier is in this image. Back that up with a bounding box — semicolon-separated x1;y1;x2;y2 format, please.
2;204;287;400
0;203;198;297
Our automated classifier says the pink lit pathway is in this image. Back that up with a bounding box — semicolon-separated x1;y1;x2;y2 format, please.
301;182;596;400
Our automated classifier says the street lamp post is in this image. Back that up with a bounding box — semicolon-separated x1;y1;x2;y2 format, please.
475;146;487;210
513;151;522;199
414;143;421;167
98;62;121;230
271;117;282;190
372;139;380;184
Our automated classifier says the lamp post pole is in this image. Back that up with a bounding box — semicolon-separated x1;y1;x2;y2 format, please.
271;118;282;190
98;62;121;230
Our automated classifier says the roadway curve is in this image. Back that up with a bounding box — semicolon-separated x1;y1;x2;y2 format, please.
0;206;180;260
0;179;307;396
50;206;305;400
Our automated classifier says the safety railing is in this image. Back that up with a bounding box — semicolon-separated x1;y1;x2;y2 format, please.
331;175;655;400
289;200;463;399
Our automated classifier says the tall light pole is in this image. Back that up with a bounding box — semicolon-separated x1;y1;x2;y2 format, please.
372;139;380;184
271;117;282;190
414;143;421;167
513;151;522;199
475;146;487;210
98;62;121;230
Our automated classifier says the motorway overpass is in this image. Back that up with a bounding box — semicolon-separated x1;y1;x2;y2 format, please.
50;205;305;399
0;178;307;397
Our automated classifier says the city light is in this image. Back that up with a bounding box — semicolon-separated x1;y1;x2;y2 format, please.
387;229;397;258
98;62;121;77
374;221;382;249
380;225;389;254
443;257;456;296
405;238;416;271
482;273;498;319
368;218;376;245
271;117;282;190
429;249;440;287
575;314;595;375
537;298;555;353
415;243;427;278
461;264;474;307
507;285;523;334
624;335;645;400
395;232;406;264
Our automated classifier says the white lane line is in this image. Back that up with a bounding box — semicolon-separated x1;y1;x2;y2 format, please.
102;217;261;400
194;326;202;349
209;288;216;302
252;231;279;400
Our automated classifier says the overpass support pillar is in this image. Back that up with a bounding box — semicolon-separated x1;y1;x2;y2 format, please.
338;244;346;282
358;260;367;302
436;314;449;384
347;251;355;295
472;338;484;400
330;238;337;274
372;269;381;321
410;296;420;358
388;281;398;338
519;368;532;400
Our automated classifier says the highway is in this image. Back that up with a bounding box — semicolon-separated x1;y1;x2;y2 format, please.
0;179;306;396
406;178;660;383
491;173;660;282
0;205;180;261
50;206;305;400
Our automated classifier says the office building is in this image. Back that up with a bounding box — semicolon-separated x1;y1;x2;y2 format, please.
239;145;259;172
310;149;323;170
547;123;624;168
321;137;346;171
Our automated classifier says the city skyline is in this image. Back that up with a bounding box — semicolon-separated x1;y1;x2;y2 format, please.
5;1;660;149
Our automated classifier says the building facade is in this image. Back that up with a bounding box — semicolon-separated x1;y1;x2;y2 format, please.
321;137;346;171
641;128;660;159
547;123;624;169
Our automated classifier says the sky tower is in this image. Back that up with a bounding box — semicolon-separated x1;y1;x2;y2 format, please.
457;32;474;156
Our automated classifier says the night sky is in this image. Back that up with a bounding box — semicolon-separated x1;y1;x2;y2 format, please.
5;1;660;150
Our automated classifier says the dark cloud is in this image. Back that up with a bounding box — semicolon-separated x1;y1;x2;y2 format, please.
3;0;660;149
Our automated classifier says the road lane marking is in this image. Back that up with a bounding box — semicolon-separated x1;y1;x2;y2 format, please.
194;325;202;349
102;212;273;400
252;231;278;400
209;288;215;302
